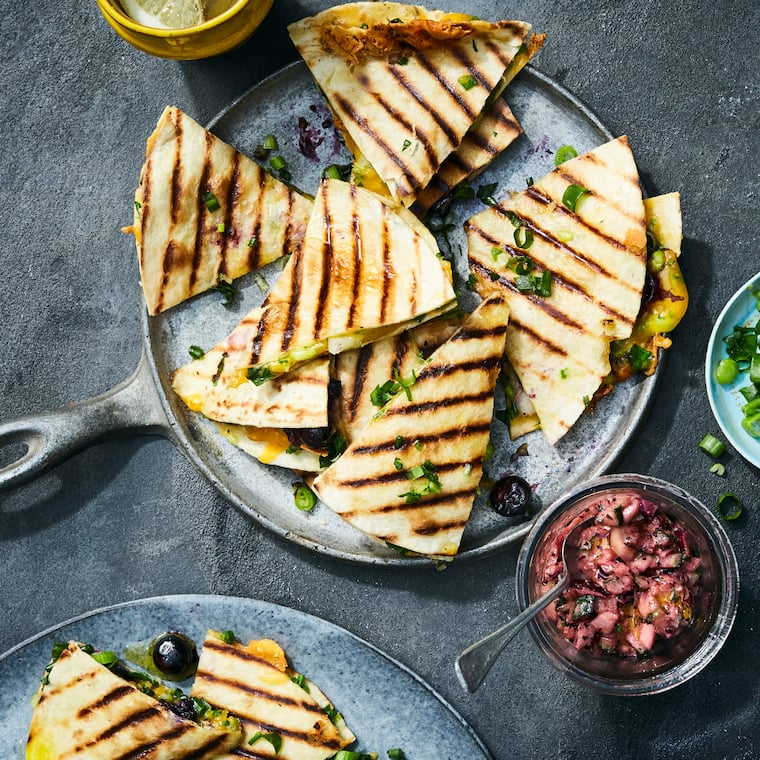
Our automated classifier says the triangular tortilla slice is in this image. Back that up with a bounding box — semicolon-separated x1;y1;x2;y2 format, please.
191;632;354;760
26;642;241;760
466;135;647;444
128;105;313;315
411;97;523;216
313;295;509;557
289;3;538;205
245;178;457;382
171;308;330;430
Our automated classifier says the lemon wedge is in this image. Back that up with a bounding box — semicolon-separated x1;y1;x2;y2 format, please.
120;0;207;29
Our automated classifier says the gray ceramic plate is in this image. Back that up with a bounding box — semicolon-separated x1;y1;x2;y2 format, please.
0;63;658;565
0;594;492;759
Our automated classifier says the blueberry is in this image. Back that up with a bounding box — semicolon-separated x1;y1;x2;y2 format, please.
489;475;532;517
150;632;198;680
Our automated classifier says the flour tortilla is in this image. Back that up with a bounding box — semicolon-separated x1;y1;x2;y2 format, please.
313;295;509;557
26;642;241;760
191;632;354;760
289;3;538;205
128;106;312;315
466;136;647;443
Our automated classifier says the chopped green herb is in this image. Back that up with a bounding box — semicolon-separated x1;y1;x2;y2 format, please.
402;139;412;151
526;176;534;187
513;226;534;249
628;344;654;372
214;274;236;306
554;145;579;165
91;651;118;667
248;731;283;753
219;630;236;644
709;462;726;476
562;183;591;212
247;236;257;247
698;433;726;458
270;155;287;171
491;246;504;261
393;457;404;471
217;222;225;233
201;190;220;212
285;443;301;455
323;163;352;181
507;255;534;275
476;182;498;206
388;750;408;760
262;134;279;151
717;492;742;521
394;435;404;449
293;481;317;511
134;200;142;212
247;365;275;386
253;272;269;294
466;272;478;290
188;345;205;360
453;181;476;200
458;74;478;90
291;673;310;692
560;368;568;379
212;354;226;386
397;55;409;65
319;432;347;468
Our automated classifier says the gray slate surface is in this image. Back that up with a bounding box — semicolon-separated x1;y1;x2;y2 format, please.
1;1;758;758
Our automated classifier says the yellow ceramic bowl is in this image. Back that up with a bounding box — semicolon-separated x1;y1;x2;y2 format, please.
96;0;275;60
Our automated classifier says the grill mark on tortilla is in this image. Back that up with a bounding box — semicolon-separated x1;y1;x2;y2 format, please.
387;64;459;145
380;390;495;418
353;420;492;455
109;723;222;760
77;684;134;716
333;93;417;189
449;323;508;341
250;309;269;364
169;127;183;227
313;198;333;338
342;488;477;522
283;242;306;351
468;257;586;330
380;209;393;321
414;50;477;121
218;151;241;278
85;705;160;742
237;717;343;749
347;184;362;327
509;317;569;357
348;345;373;425
188;131;214;295
197;672;316;711
246;169;267;271
282;186;297;260
338;460;468;489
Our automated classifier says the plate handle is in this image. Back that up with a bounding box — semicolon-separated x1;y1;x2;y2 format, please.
0;348;171;492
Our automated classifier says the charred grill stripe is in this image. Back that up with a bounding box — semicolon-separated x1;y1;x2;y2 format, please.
449;324;508;341
333;93;417;188
480;36;518;72
414;50;477;121
509;316;569;357
393;335;411;373
387;65;459;145
347;184;361;327
156;241;178;314
468;257;586;330
342;488;476;520
89;705;160;742
380;208;392;322
188;131;214;294
77;684;134;716
381;390;494;418
170;129;183;227
283;240;306;351
196;670;323;715
313;197;333;337
219;150;241;278
353;420;492;455
282;186;296;258
338;460;469;488
250;309;269;364
349;346;373;424
112;724;196;760
246;168;266;270
421;357;502;379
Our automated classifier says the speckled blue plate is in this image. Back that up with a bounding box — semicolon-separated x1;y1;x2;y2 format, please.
705;271;760;469
0;595;492;759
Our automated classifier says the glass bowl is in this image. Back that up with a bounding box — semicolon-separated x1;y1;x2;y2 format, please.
515;473;739;696
96;0;275;60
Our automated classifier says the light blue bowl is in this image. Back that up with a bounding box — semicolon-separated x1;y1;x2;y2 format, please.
705;271;760;469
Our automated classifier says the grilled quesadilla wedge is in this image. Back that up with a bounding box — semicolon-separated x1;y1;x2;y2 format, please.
467;136;647;444
245;178;457;383
171;310;330;430
191;632;354;760
313;295;509;557
128;105;313;315
289;3;540;206
26;641;242;760
411;97;523;216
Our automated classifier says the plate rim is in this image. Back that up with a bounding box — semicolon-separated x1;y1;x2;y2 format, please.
705;270;760;469
0;593;494;759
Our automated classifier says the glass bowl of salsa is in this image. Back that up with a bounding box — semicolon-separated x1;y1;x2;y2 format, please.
516;473;739;695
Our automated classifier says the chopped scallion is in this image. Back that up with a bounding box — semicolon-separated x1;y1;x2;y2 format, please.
562;183;591;212
554;145;578;165
188;345;205;360
698;433;726;457
458;74;478;90
293;482;317;511
716;492;742;521
201;190;220;212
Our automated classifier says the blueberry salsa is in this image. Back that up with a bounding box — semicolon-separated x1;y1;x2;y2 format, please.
537;493;701;658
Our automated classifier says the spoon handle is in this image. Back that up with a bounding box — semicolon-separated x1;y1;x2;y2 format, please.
455;575;570;693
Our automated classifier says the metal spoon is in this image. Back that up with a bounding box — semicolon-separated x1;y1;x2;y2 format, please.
455;516;595;693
